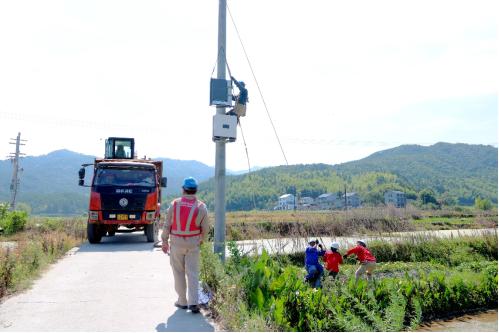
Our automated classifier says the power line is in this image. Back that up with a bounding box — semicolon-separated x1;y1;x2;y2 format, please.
226;2;289;166
238;121;258;210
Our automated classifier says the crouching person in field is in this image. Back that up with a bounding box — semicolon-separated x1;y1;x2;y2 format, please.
323;242;343;279
304;239;325;288
343;239;376;282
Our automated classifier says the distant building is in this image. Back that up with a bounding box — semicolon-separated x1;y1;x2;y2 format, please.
344;192;361;208
298;196;315;210
384;190;406;208
316;193;342;210
299;196;314;205
277;193;295;210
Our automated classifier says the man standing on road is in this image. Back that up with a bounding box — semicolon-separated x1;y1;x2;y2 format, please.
161;177;209;314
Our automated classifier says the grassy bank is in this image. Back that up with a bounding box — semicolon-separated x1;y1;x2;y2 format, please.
212;207;497;241
0;217;86;298
201;233;498;331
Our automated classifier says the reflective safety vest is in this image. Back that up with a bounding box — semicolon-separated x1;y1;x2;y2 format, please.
170;197;203;237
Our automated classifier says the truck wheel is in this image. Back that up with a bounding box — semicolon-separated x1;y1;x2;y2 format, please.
107;230;116;237
145;223;155;242
87;223;102;244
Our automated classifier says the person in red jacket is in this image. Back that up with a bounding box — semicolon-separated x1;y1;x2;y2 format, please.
343;239;376;282
323;242;343;279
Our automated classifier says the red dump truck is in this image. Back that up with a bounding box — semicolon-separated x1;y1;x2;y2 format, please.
78;137;167;243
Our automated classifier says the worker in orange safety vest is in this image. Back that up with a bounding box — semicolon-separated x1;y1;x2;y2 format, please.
161;177;209;314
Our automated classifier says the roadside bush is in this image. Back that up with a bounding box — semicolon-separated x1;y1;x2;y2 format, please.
0;211;28;235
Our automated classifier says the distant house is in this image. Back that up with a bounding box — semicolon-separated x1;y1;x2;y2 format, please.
316;193;342;210
344;192;361;208
299;197;314;205
298;196;315;210
277;194;295;210
384;190;406;208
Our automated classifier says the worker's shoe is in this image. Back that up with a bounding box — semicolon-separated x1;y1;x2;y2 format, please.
188;305;200;314
174;302;187;310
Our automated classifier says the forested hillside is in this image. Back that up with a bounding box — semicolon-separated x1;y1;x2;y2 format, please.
196;143;497;210
335;143;497;205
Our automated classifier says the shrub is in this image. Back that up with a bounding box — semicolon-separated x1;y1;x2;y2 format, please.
0;211;28;235
475;197;493;211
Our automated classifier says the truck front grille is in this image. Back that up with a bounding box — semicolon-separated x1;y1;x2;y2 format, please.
101;195;147;210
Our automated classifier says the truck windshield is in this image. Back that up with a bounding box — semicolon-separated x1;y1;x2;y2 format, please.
94;168;156;187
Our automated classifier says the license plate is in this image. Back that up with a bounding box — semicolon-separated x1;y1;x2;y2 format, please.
117;214;128;221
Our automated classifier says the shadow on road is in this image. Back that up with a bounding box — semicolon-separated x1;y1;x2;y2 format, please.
77;232;158;253
155;309;215;332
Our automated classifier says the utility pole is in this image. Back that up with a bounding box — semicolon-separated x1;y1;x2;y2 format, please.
344;184;347;211
8;132;26;210
214;0;227;261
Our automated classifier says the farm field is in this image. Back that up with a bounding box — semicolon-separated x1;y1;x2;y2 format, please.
201;232;498;331
220;207;497;241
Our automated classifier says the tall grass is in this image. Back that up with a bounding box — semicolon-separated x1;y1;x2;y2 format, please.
217;208;497;241
278;232;498;267
0;217;86;298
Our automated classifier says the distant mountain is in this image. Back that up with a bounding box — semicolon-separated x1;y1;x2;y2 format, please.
196;143;498;210
0;150;214;215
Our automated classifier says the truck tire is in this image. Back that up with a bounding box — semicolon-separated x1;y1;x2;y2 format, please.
87;223;102;244
107;230;116;237
145;223;155;242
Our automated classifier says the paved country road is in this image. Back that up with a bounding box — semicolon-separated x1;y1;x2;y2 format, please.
0;232;216;332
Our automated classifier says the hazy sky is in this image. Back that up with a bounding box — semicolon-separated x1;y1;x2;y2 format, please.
0;0;497;171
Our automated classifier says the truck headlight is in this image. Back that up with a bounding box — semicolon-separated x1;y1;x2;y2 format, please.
146;211;155;221
89;211;99;221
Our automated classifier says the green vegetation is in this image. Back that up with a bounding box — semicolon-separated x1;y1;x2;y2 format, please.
0;215;86;298
0;203;28;235
201;234;498;331
475;197;493;211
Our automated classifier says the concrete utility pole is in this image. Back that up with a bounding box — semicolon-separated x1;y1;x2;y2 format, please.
344;184;347;211
214;0;227;261
8;132;26;210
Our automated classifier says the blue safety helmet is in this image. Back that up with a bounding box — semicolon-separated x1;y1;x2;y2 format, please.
182;177;198;190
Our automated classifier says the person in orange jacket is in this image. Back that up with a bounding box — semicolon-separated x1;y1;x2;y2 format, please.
343;239;376;282
323;242;343;279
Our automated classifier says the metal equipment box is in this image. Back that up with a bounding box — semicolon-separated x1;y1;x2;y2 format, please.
210;78;232;107
212;114;237;142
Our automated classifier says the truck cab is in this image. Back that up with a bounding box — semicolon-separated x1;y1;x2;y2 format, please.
79;138;167;244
